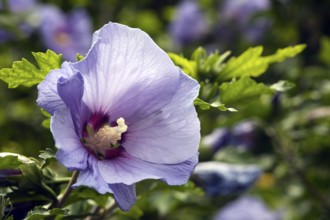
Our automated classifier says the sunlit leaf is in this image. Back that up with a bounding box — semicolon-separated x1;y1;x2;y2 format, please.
168;52;197;78
270;80;295;92
218;45;305;81
25;206;68;220
194;98;237;112
0;50;62;88
219;77;274;105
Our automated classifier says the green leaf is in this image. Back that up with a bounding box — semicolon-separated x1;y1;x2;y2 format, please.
39;148;56;169
25;206;68;220
0;50;62;88
319;36;330;65
19;163;44;187
194;98;237;112
191;47;231;77
76;53;84;61
219;77;274;105
270;80;295;92
168;52;197;78
40;109;51;129
218;45;305;81
0;196;13;220
114;205;144;219
65;186;110;208
0;153;32;169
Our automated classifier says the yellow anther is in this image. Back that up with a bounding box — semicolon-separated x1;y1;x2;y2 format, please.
83;117;128;155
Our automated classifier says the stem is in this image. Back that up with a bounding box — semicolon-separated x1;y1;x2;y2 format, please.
84;206;102;220
56;170;79;208
47;177;71;185
41;182;58;204
101;202;117;219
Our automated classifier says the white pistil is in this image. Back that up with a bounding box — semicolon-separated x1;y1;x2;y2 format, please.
84;117;128;155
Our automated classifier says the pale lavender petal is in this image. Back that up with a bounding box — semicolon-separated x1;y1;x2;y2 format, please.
74;157;136;211
73;156;113;194
56;147;88;171
123;71;200;164
193;162;262;196
57;72;84;134
51;108;88;170
37;62;76;114
98;152;198;185
73;22;180;121
109;183;136;211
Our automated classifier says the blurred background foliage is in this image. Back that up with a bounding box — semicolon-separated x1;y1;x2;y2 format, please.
1;0;330;219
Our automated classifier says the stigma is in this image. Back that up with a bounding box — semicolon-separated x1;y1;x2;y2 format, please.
83;117;128;158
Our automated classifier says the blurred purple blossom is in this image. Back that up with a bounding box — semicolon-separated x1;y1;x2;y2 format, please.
202;121;258;152
169;0;208;47
193;162;261;196
37;22;200;211
0;0;38;42
221;0;270;23
5;0;36;13
214;196;282;220
202;128;231;152
39;5;92;62
0;169;21;178
218;0;271;43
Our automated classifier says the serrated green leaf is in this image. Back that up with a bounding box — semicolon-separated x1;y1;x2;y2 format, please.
25;206;68;220
168;52;197;78
218;46;265;81
264;44;306;63
218;45;305;81
194;98;236;112
41;118;51;129
0;153;33;169
270;80;295;92
39;148;56;169
219;77;274;105
0;50;62;88
40;109;51;129
76;53;84;61
19;163;43;187
0;196;13;220
212;50;231;73
319;36;330;65
114;205;143;219
65;186;110;208
191;47;207;61
0;156;23;170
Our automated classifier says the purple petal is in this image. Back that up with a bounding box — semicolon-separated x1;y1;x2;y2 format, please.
72;22;181;120
37;62;76;114
73;156;136;211
73;156;113;194
57;72;84;135
109;183;136;211
98;151;198;185
51;108;88;170
193;162;262;196
123;71;200;164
